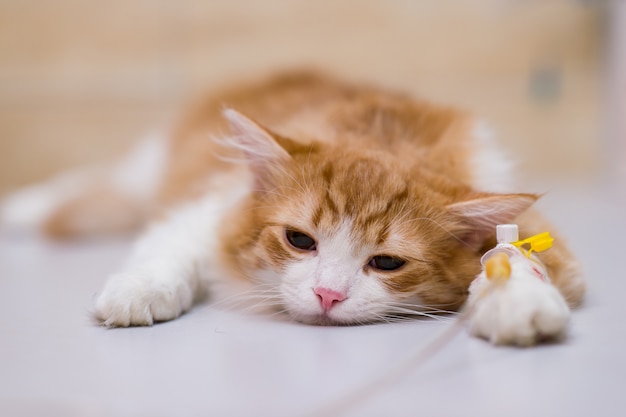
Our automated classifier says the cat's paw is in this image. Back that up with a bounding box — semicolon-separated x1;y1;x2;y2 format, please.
468;275;570;346
1;184;63;233
94;270;194;327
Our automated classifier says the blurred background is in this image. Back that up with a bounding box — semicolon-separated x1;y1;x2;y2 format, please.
0;0;620;196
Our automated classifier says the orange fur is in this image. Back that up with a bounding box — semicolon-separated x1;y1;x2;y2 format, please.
46;71;585;310
43;183;145;239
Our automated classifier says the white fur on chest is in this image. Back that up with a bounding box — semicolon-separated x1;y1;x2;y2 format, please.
136;172;251;286
469;120;516;193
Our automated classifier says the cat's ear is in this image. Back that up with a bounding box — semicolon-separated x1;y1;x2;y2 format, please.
446;193;539;250
223;108;290;163
222;109;291;191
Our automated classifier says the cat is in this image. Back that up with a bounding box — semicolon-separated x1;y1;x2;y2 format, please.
0;71;585;345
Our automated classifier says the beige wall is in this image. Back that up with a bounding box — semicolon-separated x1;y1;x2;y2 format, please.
0;0;604;195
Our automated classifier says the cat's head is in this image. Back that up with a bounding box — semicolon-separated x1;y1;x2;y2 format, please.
222;109;537;325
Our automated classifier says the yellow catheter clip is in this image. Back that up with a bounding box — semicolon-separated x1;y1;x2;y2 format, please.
511;232;554;258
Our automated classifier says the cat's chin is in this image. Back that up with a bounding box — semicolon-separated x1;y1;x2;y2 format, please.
299;317;354;326
291;312;372;327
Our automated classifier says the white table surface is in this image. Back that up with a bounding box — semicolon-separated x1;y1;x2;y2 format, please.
1;179;624;417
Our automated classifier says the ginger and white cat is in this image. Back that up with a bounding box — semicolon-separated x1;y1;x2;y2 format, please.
1;72;584;345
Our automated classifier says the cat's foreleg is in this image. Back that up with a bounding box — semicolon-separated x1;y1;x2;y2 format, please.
467;254;571;346
94;197;221;327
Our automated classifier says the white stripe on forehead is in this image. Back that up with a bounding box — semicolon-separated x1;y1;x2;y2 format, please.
470;120;515;193
315;219;365;292
318;218;358;255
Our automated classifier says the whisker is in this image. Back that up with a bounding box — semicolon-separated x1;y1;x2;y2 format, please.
383;308;452;321
387;302;459;315
377;315;416;324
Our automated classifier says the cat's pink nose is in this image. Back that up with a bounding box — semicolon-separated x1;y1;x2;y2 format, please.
314;287;346;312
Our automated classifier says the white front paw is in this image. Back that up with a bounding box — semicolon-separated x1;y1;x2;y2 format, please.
94;270;194;327
469;276;570;346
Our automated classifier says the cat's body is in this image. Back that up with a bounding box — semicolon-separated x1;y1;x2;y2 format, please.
1;72;584;344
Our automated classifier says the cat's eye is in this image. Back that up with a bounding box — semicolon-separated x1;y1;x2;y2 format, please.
368;255;406;271
285;229;317;251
